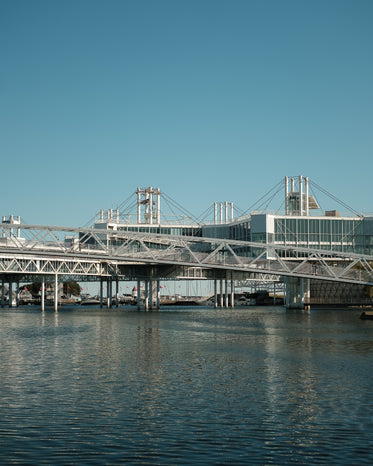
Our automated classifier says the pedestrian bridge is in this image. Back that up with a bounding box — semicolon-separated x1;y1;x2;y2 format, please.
0;223;372;286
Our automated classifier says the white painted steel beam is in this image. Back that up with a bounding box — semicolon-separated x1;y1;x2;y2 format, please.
0;223;372;286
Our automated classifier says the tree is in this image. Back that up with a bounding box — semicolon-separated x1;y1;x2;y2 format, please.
22;282;41;298
22;280;82;297
63;281;81;296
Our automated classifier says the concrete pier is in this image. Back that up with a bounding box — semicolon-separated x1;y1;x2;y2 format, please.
54;274;58;312
286;277;310;309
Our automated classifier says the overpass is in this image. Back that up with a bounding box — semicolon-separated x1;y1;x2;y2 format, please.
1;221;372;310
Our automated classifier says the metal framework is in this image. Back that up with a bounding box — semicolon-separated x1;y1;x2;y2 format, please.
0;223;373;285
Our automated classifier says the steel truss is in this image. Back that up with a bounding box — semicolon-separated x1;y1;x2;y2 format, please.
0;223;372;285
0;254;114;276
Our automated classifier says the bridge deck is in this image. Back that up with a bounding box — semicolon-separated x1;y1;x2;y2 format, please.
0;223;372;286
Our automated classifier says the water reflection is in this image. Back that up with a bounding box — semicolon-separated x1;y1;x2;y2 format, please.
0;306;372;464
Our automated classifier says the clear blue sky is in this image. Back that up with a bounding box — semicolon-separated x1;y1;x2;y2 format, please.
1;0;372;226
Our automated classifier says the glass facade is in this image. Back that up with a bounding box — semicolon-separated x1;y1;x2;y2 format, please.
273;217;365;253
117;225;202;237
229;221;251;242
86;214;373;257
221;214;373;258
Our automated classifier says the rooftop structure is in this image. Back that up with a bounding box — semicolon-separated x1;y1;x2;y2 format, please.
88;176;373;257
1;175;373;311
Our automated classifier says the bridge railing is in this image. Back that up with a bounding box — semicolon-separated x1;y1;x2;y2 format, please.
0;223;373;285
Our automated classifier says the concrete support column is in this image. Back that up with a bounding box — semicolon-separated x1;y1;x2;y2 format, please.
156;280;160;310
231;278;235;308
149;278;153;310
286;277;310;309
220;280;223;308
106;279;109;308
100;278;103;308
214;280;218;308
107;278;112;309
54;274;58;312
116;278;119;308
15;280;20;308
41;277;45;312
225;279;229;308
145;280;149;311
110;279;113;308
304;278;310;310
9;277;13;308
1;278;5;308
273;282;276;305
137;280;141;310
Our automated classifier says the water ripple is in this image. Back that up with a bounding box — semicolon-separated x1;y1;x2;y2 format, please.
0;306;373;464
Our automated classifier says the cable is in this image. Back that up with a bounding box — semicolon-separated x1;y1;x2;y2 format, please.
310;181;361;217
197;204;214;223
162;192;201;225
161;196;181;222
117;193;136;213
260;184;284;212
241;179;283;215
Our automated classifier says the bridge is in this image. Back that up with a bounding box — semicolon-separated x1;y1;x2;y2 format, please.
1;219;373;311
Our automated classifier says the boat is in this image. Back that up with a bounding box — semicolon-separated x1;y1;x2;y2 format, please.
360;311;373;320
80;298;101;306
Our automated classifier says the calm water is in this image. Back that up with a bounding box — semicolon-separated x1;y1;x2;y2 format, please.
1;305;373;465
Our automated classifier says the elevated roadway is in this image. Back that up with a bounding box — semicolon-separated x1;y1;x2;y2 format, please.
0;222;372;285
